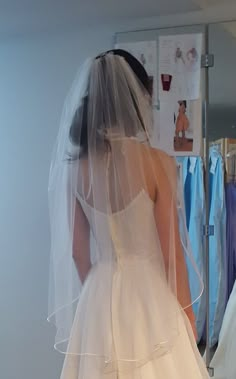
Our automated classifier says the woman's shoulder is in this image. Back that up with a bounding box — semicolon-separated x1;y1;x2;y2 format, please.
126;139;175;170
144;145;173;164
149;147;177;178
138;143;175;176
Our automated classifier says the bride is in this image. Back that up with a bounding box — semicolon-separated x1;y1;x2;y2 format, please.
48;49;209;378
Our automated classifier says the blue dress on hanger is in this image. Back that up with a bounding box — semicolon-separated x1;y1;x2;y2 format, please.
177;157;206;342
208;147;227;347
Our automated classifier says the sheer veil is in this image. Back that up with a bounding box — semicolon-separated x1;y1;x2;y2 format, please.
48;51;203;365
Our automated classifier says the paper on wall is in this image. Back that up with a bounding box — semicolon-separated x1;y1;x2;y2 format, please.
159;98;202;156
159;33;203;101
116;40;158;106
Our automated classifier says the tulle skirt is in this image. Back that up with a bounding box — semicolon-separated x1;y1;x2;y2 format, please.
60;258;209;379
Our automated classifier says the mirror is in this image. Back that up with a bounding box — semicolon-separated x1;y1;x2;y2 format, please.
209;21;236;140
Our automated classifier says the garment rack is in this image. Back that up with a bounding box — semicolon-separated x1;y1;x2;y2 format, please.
114;20;236;376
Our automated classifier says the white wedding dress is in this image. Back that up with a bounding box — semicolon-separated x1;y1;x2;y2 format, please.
60;189;209;379
211;280;236;379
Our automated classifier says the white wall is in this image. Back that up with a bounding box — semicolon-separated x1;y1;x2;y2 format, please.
0;29;112;379
1;3;236;379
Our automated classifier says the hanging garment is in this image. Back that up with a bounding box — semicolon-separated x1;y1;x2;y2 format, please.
211;280;236;379
177;157;206;342
208;148;227;347
225;183;236;300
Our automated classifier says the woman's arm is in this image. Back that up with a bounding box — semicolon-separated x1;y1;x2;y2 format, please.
72;199;91;283
154;153;197;340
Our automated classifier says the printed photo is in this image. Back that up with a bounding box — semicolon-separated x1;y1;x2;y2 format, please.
174;100;193;152
159;98;201;156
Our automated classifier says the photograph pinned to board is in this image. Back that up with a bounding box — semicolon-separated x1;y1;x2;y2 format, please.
159;98;202;156
159;33;203;101
115;40;158;106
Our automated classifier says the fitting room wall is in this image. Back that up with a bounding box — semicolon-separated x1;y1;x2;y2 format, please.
1;3;236;379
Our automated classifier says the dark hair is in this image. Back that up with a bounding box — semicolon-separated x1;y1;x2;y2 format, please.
178;100;187;108
69;49;150;156
106;49;151;94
